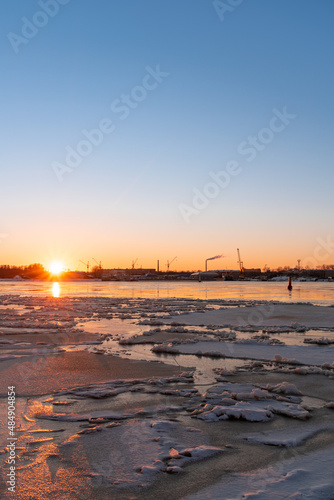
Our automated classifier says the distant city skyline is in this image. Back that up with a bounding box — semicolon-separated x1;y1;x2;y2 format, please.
1;1;333;271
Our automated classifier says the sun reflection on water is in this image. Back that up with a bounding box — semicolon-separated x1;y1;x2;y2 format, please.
52;282;60;298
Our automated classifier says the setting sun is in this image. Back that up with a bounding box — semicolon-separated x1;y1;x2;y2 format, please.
48;261;64;275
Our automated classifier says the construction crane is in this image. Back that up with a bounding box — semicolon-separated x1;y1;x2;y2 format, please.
166;256;177;272
79;260;90;273
92;258;102;270
132;258;138;270
237;249;244;274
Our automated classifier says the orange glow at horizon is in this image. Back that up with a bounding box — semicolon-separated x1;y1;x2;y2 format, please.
2;234;328;273
48;261;65;275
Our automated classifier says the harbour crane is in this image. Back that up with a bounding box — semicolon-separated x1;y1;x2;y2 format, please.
79;260;90;273
132;258;138;270
166;256;177;272
92;258;102;270
237;249;244;274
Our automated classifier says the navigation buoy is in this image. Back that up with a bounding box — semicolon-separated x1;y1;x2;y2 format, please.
288;277;292;291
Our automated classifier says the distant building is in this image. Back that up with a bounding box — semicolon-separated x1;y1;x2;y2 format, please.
243;268;262;278
102;268;155;279
190;271;221;280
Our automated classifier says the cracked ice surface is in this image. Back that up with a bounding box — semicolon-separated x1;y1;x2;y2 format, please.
1;292;334;498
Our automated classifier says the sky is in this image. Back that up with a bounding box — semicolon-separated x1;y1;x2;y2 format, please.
1;0;334;272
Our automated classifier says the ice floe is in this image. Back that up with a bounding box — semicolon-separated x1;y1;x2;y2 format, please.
186;445;334;500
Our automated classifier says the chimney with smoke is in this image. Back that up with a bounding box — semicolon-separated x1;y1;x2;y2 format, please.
205;254;224;272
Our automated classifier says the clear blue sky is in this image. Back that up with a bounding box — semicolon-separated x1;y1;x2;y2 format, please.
1;0;333;271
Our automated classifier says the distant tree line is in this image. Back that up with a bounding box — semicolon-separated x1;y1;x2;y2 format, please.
0;264;47;279
274;264;334;271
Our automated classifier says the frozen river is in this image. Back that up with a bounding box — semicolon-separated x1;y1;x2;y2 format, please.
0;279;333;305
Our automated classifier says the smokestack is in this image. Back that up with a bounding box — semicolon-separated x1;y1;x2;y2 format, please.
205;254;224;272
157;260;159;273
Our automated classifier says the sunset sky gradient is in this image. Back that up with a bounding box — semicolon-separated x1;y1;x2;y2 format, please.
1;0;334;271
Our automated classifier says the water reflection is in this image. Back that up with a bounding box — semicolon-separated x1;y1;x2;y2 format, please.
52;282;60;297
0;280;333;306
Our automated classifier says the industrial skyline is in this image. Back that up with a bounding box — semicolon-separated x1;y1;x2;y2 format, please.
1;1;333;272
